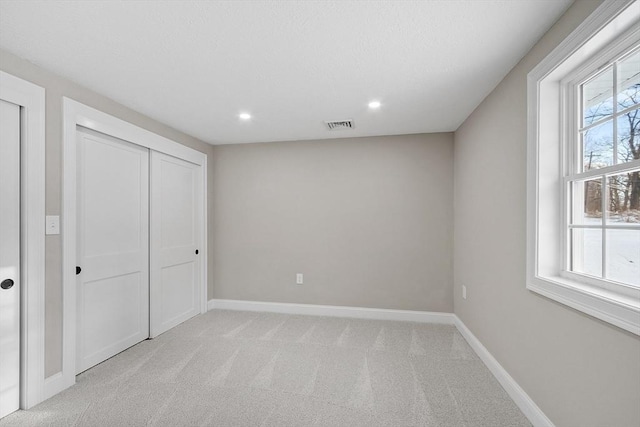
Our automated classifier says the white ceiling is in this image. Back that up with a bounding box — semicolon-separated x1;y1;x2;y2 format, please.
0;0;572;145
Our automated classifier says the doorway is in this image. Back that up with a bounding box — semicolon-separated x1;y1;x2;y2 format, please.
60;99;207;387
0;71;46;414
0;99;21;419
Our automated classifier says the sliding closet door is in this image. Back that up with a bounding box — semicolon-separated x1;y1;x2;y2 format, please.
0;100;21;419
150;151;202;337
76;127;149;373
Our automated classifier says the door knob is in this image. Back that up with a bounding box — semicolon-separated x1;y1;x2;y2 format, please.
76;266;82;275
1;279;14;290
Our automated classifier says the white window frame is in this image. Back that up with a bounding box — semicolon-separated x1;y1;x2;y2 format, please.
562;40;640;293
527;0;640;336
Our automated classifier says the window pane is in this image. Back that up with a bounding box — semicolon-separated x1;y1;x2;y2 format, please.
571;228;602;278
617;109;639;164
617;49;640;110
583;67;613;126
572;178;602;225
606;171;640;224
582;120;613;170
606;229;640;286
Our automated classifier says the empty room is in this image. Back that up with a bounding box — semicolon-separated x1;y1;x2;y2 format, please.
0;0;639;426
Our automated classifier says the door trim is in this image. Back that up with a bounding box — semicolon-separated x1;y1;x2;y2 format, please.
58;98;208;398
0;72;46;409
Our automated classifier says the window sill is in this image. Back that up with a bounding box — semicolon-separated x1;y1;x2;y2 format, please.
527;275;640;335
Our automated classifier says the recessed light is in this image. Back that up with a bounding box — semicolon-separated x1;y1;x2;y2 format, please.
368;101;381;109
239;112;251;120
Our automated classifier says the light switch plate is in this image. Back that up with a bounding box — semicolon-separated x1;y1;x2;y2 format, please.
46;215;60;235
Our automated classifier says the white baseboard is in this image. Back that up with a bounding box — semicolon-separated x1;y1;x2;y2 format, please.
453;316;554;427
208;298;454;324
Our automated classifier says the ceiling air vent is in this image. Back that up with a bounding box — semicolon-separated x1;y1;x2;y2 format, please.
325;119;354;131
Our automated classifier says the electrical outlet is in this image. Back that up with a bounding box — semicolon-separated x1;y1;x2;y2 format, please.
462;285;467;300
296;273;303;285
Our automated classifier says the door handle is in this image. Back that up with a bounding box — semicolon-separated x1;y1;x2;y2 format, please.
1;279;14;290
76;266;82;275
195;249;199;255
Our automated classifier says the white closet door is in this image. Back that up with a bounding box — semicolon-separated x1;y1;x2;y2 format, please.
76;127;149;374
150;151;202;337
0;100;20;419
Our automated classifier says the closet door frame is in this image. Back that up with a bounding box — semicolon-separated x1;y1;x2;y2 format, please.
0;72;46;410
58;98;207;399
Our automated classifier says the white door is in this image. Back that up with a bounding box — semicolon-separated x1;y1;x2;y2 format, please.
76;127;149;373
0;100;20;418
150;151;202;337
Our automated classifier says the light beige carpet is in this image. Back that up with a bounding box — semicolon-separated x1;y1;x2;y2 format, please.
1;309;531;426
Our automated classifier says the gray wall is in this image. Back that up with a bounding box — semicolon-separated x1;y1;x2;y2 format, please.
0;49;215;378
211;133;454;312
453;1;640;426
